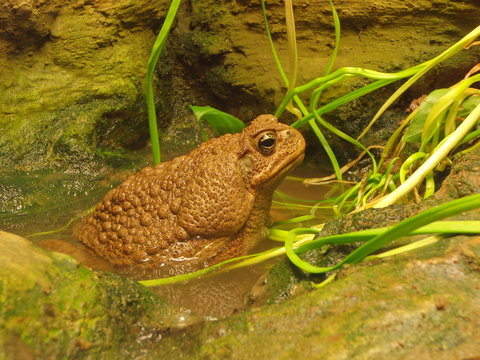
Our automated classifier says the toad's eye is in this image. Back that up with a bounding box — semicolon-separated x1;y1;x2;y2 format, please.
258;132;276;155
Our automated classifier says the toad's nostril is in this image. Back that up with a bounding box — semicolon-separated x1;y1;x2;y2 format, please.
286;130;291;136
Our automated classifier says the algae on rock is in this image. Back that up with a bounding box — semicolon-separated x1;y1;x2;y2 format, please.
0;0;168;171
150;232;480;360
0;231;197;359
1;0;479;171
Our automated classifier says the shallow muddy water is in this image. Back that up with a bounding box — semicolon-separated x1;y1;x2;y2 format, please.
0;162;334;318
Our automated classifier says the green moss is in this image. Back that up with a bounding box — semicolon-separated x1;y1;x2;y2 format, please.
151;233;480;359
0;232;197;359
181;31;225;60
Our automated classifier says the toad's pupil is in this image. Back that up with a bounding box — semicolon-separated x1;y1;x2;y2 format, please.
261;138;275;147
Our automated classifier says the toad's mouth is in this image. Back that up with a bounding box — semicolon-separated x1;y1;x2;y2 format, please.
263;151;305;188
278;151;305;176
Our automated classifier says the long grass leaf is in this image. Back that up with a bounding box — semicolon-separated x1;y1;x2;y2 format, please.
324;0;340;76
145;0;182;164
375;103;480;208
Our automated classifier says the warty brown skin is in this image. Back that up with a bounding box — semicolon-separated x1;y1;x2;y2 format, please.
73;114;306;268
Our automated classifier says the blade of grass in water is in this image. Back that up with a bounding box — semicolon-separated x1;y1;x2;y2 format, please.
26;205;96;238
274;190;324;204
271;201;331;211
138;250;276;287
271;214;317;227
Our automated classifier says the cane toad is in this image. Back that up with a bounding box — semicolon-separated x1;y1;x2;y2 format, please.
73;114;305;267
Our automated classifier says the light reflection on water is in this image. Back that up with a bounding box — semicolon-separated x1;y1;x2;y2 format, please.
0;164;334;318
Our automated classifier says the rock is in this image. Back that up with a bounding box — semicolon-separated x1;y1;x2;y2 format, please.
0;0;168;171
0;231;200;359
149;232;480;359
1;0;479;170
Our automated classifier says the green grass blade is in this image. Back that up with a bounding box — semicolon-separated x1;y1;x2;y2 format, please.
456;128;480;148
399;152;426;183
296;220;480;255
312;111;378;174
344;194;480;264
421;74;480;148
272;214;317;227
402;89;449;143
26;205;96;238
139;252;263;286
277;65;423;118
423;171;435;199
274;190;326;204
324;0;340;76
290;78;399;128
260;0;289;85
375;103;480;208
363;235;442;261
145;0;182;165
285;228;324;273
309;118;342;182
288;206;480;274
284;0;302;118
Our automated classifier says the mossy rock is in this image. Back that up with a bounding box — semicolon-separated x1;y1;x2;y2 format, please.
0;0;167;172
0;231;198;359
150;232;480;359
2;0;480;171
